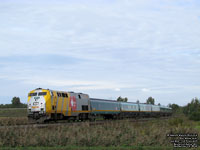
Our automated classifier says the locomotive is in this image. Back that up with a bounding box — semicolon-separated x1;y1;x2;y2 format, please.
27;88;172;123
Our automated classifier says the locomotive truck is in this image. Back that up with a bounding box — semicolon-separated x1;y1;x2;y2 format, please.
27;88;172;123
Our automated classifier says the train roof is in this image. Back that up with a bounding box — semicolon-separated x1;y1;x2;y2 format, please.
90;98;119;103
120;101;138;105
160;105;172;109
34;88;88;95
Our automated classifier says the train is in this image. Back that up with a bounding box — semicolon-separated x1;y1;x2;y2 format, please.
27;88;172;123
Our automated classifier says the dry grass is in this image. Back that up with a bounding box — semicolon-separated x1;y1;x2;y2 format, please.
0;108;28;126
0;116;199;147
0;117;28;126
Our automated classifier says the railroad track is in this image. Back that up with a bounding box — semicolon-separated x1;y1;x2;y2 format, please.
0;120;104;129
0;116;171;129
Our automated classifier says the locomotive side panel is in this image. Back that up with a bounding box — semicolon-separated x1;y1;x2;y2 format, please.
50;91;58;114
67;93;90;117
62;93;69;116
49;90;69;119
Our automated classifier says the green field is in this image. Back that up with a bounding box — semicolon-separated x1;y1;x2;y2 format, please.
0;108;28;125
0;108;27;117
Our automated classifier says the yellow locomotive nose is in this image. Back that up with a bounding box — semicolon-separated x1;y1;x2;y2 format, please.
27;88;53;123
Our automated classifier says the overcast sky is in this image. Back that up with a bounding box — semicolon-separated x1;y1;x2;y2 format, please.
0;0;200;106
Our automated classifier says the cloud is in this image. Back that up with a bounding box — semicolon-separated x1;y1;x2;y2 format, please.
141;88;150;92
114;88;121;91
0;0;200;105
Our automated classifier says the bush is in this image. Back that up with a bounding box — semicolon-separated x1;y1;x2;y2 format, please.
0;118;193;147
168;118;183;126
189;112;200;121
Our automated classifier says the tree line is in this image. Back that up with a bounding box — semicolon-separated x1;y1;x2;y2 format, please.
0;97;27;108
182;97;200;121
168;97;200;121
117;96;159;105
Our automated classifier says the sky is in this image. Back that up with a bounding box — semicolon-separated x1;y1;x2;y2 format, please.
0;0;200;106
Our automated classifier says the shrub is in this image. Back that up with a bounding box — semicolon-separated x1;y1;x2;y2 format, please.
0;117;199;147
189;112;200;121
168;118;183;126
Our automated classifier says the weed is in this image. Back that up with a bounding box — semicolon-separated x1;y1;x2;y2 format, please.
0;117;198;147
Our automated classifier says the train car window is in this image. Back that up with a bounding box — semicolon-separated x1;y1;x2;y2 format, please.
38;92;47;96
29;93;37;96
78;95;81;99
65;94;68;98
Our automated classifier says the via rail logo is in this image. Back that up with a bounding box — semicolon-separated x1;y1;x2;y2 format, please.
34;97;40;101
70;96;77;111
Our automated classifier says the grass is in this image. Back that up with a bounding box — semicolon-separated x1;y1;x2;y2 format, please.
0;146;180;150
0;117;28;126
0;108;28;125
0;111;199;149
0;115;199;149
0;108;27;117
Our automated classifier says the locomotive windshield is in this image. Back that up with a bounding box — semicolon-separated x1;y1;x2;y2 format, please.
28;93;37;96
38;92;47;96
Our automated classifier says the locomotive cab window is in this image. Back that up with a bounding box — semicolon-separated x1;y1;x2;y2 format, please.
57;93;62;97
65;93;68;97
62;93;65;97
62;93;68;97
38;92;47;96
29;93;37;96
